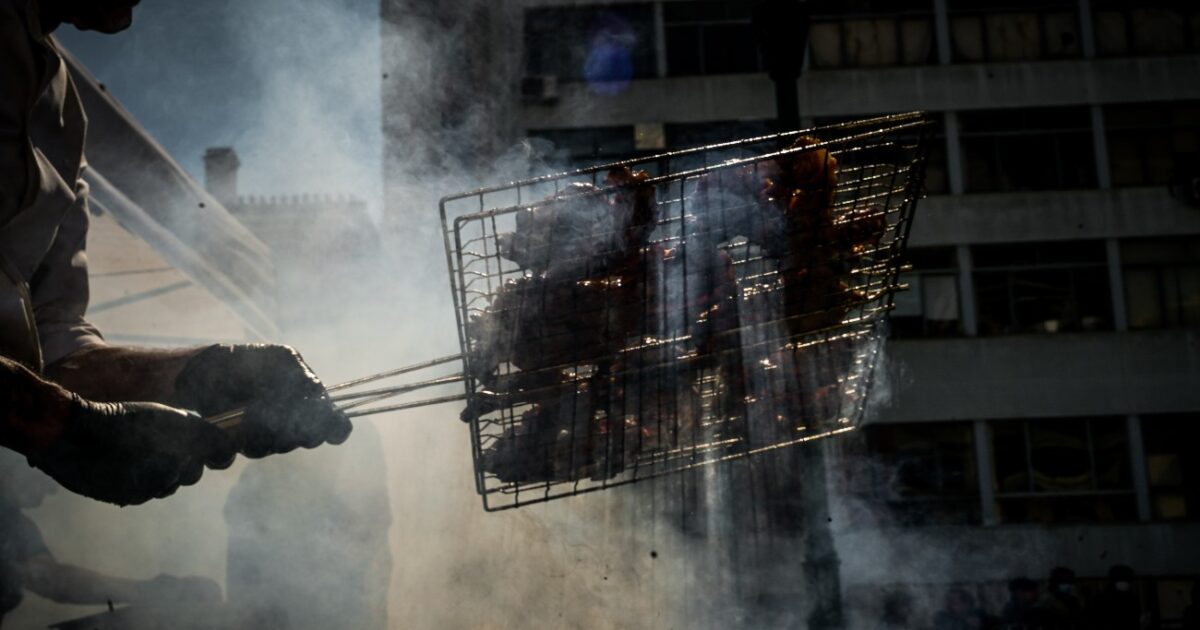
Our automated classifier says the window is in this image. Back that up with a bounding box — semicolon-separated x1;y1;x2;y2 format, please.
959;107;1097;192
891;247;963;338
527;126;637;169
1141;414;1200;521
991;417;1136;524
665;119;773;149
664;2;762;76
1093;1;1200;57
808;1;936;69
842;422;981;526
972;240;1113;335
1105;102;1200;187
1121;237;1200;329
525;4;656;83
948;0;1082;63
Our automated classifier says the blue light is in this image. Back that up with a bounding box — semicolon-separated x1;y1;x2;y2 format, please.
583;13;636;96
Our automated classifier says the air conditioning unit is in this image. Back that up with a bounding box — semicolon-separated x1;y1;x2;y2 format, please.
521;75;559;104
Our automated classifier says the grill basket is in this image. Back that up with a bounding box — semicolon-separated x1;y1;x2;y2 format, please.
439;112;932;511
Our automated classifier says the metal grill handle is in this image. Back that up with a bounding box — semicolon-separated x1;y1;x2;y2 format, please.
206;353;465;429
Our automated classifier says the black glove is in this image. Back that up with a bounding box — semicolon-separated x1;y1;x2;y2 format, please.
173;344;352;458
28;397;236;507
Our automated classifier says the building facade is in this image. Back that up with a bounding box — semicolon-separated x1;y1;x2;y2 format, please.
202;147;383;334
383;0;1200;625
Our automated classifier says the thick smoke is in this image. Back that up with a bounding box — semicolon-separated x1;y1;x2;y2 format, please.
15;4;928;630
18;2;712;629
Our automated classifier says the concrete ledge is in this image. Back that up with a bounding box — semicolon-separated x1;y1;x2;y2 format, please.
875;329;1200;423
523;55;1200;127
910;188;1200;246
838;521;1200;584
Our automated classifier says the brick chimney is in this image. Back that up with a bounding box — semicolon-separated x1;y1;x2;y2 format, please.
203;147;240;206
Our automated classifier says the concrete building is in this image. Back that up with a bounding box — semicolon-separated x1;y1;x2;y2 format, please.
202;148;381;334
380;0;520;244
64;51;278;346
383;0;1200;625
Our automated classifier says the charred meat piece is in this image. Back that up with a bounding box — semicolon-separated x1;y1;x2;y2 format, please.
498;170;655;277
605;166;656;246
835;206;888;254
686;135;886;337
484;273;645;372
481;385;605;483
471;238;738;379
690;163;788;254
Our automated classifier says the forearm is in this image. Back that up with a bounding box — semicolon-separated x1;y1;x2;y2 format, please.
22;557;141;605
0;356;70;456
44;345;206;405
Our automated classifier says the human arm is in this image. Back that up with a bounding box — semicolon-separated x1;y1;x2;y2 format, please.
46;343;353;458
0;355;235;505
31;165;347;455
0;0;38;221
22;554;221;606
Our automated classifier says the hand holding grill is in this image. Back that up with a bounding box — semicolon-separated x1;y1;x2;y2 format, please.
174;344;352;458
28;398;235;506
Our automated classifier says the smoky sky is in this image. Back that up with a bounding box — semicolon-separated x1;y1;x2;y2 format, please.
57;0;383;214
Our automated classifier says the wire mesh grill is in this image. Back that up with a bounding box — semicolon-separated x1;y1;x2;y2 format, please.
440;112;932;511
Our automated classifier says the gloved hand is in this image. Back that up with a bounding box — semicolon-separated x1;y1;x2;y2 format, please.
28;397;236;506
172;344;352;458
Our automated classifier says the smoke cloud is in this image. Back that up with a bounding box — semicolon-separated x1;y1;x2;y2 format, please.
25;2;713;629
14;4;929;630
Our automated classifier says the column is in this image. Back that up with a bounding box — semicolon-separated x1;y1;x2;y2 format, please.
653;2;668;78
933;0;952;65
1092;106;1112;190
1126;415;1153;522
1106;238;1129;331
1078;0;1097;58
974;420;999;526
956;244;978;336
945;111;965;195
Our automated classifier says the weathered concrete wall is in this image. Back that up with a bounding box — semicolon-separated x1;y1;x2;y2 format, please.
876;330;1200;423
523;55;1200;127
911;189;1200;247
86;211;253;346
838;522;1200;584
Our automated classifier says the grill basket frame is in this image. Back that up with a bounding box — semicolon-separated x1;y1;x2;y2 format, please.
439;112;933;511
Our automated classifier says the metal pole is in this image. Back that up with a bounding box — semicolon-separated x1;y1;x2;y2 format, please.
755;0;810;132
775;78;801;132
752;4;842;626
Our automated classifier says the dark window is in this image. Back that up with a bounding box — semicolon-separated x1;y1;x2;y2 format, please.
661;119;773;171
1093;1;1200;57
527;126;637;169
664;2;762;76
972;240;1113;335
925;127;950;196
948;0;1082;63
1105;102;1200;187
842;422;981;526
665;119;774;149
525;4;656;83
809;1;937;69
1141;414;1200;521
891;247;963;337
959;107;1097;192
991;417;1136;524
1121;237;1200;329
